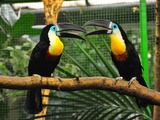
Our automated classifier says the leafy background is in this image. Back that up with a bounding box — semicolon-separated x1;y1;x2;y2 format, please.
0;1;155;120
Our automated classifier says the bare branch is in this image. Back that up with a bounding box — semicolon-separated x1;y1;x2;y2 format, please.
0;75;159;106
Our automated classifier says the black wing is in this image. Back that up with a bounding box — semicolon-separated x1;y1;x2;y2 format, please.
28;41;49;76
28;41;61;77
26;40;61;114
111;41;146;87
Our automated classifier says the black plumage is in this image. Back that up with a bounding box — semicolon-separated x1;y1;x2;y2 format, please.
84;19;148;108
25;25;61;114
111;24;148;108
25;23;86;114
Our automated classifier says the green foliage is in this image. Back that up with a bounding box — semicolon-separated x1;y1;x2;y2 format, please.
49;37;152;120
0;4;40;119
0;4;153;119
0;4;40;76
26;34;152;119
0;93;9;120
0;62;8;75
4;42;35;76
0;4;41;48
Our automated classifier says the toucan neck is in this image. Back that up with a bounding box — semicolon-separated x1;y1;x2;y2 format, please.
48;32;64;56
110;33;126;55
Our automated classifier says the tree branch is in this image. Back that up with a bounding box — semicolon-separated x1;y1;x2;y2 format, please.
0;75;159;106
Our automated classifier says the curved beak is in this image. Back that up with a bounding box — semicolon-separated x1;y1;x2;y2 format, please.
83;19;113;36
55;23;86;41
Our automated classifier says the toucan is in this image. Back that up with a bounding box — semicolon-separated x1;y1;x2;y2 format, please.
25;23;86;114
83;19;148;108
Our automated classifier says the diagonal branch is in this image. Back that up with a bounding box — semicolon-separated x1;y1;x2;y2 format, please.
0;75;159;105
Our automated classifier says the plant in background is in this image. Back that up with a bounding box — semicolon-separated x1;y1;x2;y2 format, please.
4;41;35;76
0;4;153;120
29;35;152;119
0;4;41;75
0;4;40;120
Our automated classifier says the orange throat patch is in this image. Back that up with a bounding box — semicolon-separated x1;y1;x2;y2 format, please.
46;50;60;60
113;51;128;61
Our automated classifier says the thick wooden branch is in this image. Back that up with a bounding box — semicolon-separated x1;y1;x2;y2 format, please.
0;75;159;106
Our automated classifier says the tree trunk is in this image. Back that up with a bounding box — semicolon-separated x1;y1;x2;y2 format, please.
153;0;160;120
42;0;64;24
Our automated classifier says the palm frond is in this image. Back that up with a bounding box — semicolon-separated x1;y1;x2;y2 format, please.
41;35;152;120
87;38;118;77
73;40;107;76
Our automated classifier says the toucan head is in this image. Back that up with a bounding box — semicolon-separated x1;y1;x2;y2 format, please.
83;19;128;55
83;19;127;39
40;23;86;42
40;23;86;56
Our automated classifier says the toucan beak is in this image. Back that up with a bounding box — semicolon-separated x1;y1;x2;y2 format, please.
83;19;113;36
55;23;86;41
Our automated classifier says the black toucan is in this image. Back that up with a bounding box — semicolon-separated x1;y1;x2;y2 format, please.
25;23;86;114
83;19;148;108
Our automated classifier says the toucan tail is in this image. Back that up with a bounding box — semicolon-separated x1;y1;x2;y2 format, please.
25;88;42;114
136;75;148;108
136;98;148;108
35;89;51;118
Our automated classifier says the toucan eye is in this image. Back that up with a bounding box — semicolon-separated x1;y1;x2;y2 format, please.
113;25;117;29
50;26;56;31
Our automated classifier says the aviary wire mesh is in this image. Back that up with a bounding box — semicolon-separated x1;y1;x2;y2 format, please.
0;0;156;119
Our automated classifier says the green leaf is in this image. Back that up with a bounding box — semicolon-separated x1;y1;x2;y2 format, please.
0;97;9;119
0;15;11;33
56;65;75;78
87;39;118;77
120;95;139;110
63;51;92;76
87;107;109;120
27;28;42;35
93;91;115;105
100;35;111;52
45;104;84;109
98;107;118;120
48;93;93;106
27;111;78;120
1;4;18;26
107;92;127;107
108;109;127;120
0;62;8;75
73;40;107;76
68;91;99;105
127;114;143;120
120;111;140;120
76;107;95;120
80;90;109;105
10;13;36;38
0;28;7;47
120;112;136;120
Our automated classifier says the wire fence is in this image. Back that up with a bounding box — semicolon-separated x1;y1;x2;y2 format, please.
0;0;156;119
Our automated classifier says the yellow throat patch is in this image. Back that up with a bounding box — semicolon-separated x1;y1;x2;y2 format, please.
110;35;126;55
48;32;64;56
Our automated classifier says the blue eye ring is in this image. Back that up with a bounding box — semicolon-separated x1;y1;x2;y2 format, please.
50;26;56;31
113;24;118;29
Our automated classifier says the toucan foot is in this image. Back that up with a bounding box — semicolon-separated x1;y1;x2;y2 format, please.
33;74;42;81
51;74;62;82
114;77;123;85
128;77;137;87
74;74;80;83
57;77;62;82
